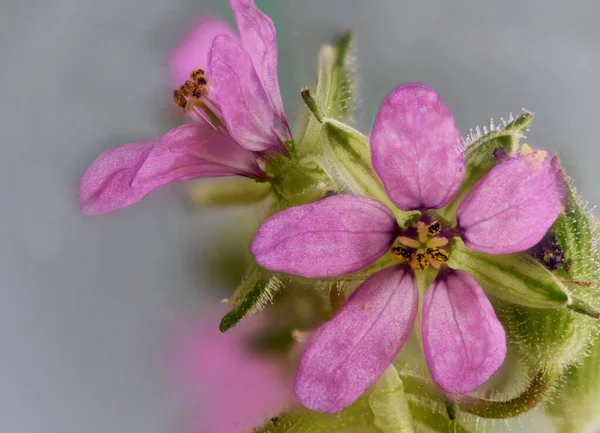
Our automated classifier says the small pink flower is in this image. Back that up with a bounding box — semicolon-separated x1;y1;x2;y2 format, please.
78;0;291;215
251;83;566;413
169;306;295;433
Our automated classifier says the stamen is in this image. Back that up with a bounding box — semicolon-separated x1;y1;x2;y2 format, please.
172;69;211;113
417;222;428;243
427;221;441;236
429;258;443;270
191;68;208;83
427;237;448;248
412;253;430;271
173;89;187;108
398;236;420;249
426;247;449;263
181;80;197;95
392;245;414;261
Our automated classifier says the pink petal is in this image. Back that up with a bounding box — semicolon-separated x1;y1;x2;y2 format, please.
168;306;294;433
422;270;506;394
78;124;264;215
251;195;397;278
208;35;285;152
456;152;566;254
229;0;289;137
294;267;418;413
371;83;464;211
170;18;238;86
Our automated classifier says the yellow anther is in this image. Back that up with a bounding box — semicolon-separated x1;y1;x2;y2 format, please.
427;237;448;248
173;70;210;111
398;236;420;249
521;143;533;155
191;68;207;81
181;80;197;96
173;89;187;108
427;221;441;236
411;252;430;271
417;222;428;243
426;247;449;263
364;304;369;311
392;245;414;262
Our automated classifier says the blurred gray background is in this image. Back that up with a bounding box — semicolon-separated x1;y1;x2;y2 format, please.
1;0;599;432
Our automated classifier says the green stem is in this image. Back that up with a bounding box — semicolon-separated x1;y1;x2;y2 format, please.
401;371;553;420
458;371;553;419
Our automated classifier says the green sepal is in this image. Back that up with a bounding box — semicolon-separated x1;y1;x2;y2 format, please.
553;187;596;281
253;396;377;433
496;289;598;373
368;365;415;433
545;331;600;432
268;156;332;207
447;238;570;309
219;266;283;332
437;112;533;224
321;119;418;227
296;32;356;158
186;177;272;206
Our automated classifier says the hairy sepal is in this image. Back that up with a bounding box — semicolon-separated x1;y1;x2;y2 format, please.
447;238;570;309
219;266;283;332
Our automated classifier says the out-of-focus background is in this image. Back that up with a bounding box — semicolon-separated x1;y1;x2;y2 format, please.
1;0;599;432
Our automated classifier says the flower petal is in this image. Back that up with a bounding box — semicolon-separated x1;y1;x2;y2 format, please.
422;270;506;394
133;124;265;187
252;195;397;278
456;152;566;254
371;83;464;211
208;34;285;152
170;18;238;86
294;267;418;413
79;124;264;215
229;0;289;137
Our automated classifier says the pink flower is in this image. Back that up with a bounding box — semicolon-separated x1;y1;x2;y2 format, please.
169;306;295;433
78;0;291;215
251;84;566;413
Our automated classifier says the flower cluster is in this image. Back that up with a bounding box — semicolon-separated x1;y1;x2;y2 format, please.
79;1;600;432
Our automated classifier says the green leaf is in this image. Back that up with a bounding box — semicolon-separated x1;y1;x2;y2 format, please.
219;266;283;332
447;238;570;309
436;111;533;224
253;396;377;433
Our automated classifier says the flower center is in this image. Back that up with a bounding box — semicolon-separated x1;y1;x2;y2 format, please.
173;68;211;112
391;220;449;271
